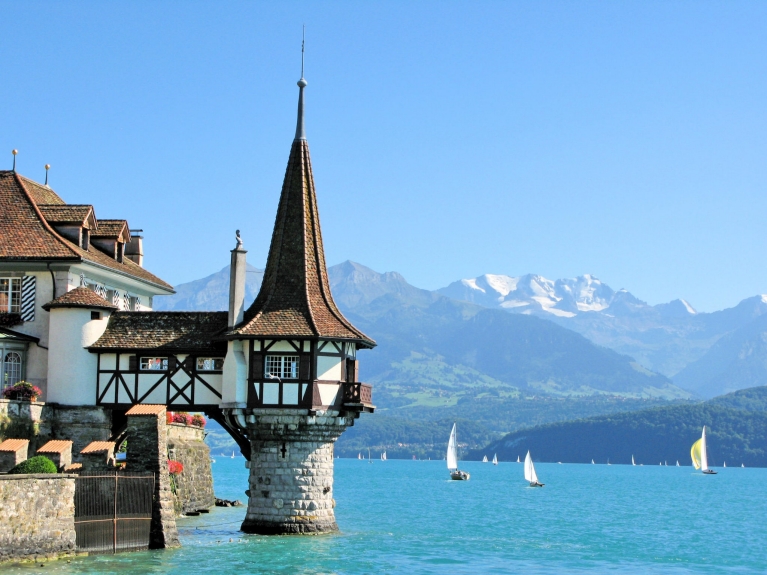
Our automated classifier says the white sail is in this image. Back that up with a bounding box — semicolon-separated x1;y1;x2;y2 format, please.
482;455;488;463
632;455;635;466
723;461;726;468
524;450;539;484
358;453;362;460
517;455;520;463
447;423;458;470
700;426;709;472
591;459;595;464
492;454;498;465
676;460;680;466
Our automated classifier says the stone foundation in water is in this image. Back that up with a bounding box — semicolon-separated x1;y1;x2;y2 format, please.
238;409;354;535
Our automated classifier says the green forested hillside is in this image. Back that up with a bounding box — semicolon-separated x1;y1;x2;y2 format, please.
474;387;767;467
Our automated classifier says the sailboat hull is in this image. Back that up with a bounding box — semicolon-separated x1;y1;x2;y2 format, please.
529;482;544;487
703;469;717;475
450;470;470;481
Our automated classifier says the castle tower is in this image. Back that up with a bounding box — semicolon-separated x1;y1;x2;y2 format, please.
220;73;376;535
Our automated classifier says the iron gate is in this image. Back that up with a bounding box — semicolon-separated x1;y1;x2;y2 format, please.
74;473;155;554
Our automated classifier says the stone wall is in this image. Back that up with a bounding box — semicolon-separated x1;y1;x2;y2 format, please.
0;474;77;564
167;423;215;515
125;411;179;549
0;401;113;460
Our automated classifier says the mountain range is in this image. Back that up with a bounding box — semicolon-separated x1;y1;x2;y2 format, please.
159;261;767;459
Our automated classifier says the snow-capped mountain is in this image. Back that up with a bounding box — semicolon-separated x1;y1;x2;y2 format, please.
438;273;663;318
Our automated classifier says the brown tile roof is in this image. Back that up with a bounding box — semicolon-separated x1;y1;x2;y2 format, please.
90;311;228;353
63;462;82;472
229;137;375;348
92;219;129;241
19;175;65;205
0;171;173;292
126;404;166;416
38;204;95;226
80;441;114;454
37;440;73;454
42;286;118;311
0;438;29;452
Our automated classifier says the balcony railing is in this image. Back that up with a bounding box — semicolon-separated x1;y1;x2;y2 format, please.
342;382;374;410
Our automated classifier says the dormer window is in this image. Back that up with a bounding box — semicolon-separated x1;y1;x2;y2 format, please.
82;228;90;250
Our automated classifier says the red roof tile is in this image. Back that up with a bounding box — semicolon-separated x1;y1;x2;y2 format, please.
229;137;374;348
0;438;29;452
38;204;95;226
126;404;166;416
37;440;73;454
80;441;114;454
92;219;130;241
0;171;173;292
42;287;117;311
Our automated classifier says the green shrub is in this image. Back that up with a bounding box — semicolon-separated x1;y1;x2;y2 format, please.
9;455;58;475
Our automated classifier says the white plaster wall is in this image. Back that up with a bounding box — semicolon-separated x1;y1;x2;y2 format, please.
268;341;299;353
317;355;342;381
317;383;340;406
221;340;247;405
47;308;110;405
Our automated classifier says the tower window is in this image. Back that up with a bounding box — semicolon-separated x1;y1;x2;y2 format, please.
91;311;101;320
196;357;224;371
265;355;299;379
140;357;168;371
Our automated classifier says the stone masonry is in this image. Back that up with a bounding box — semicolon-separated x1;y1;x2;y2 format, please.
0;474;77;564
167;423;215;515
240;408;355;535
125;405;179;549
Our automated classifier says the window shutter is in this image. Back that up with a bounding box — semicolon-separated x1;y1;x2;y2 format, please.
349;360;359;382
251;354;263;380
128;355;137;372
300;355;311;380
20;276;35;321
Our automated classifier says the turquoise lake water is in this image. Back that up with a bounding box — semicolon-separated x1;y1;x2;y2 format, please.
6;458;767;574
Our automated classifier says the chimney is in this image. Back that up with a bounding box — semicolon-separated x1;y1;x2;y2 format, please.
125;230;144;266
228;230;247;328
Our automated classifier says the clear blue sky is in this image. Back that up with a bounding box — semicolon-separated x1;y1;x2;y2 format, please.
2;2;766;311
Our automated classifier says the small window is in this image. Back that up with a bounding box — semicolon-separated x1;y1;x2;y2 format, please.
265;355;299;379
90;311;101;320
140;357;168;371
2;352;22;390
196;357;224;371
0;278;21;313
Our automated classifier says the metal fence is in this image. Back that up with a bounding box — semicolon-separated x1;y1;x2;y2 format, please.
74;473;155;554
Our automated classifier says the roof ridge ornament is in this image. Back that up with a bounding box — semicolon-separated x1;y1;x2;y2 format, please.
295;26;307;141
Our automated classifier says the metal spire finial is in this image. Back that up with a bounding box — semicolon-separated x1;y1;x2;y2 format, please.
44;164;51;186
11;149;17;172
295;26;307;141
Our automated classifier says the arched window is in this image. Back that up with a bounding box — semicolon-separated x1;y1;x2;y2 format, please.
2;352;22;390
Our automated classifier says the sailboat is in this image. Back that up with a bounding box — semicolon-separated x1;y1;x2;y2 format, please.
368;448;372;463
691;426;717;475
676;460;680;466
358;453;362;460
723;461;726;468
381;451;387;461
231;451;235;459
742;463;745;468
632;455;636;466
591;459;595;464
482;455;488;463
447;423;469;480
517;455;521;463
492;454;498;465
524;451;544;487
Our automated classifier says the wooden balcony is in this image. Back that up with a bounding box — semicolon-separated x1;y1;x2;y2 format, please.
341;382;375;413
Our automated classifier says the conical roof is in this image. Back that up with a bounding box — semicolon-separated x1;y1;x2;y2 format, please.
230;78;375;348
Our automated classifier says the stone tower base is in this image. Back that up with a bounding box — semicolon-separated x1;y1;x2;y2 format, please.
239;409;354;535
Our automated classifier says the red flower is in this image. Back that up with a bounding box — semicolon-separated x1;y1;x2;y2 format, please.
190;415;206;428
168;460;184;475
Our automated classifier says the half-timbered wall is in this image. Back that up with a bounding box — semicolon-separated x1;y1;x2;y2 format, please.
96;352;223;408
246;339;358;409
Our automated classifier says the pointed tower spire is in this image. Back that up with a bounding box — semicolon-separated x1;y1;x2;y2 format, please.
295;27;307;141
229;71;374;348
